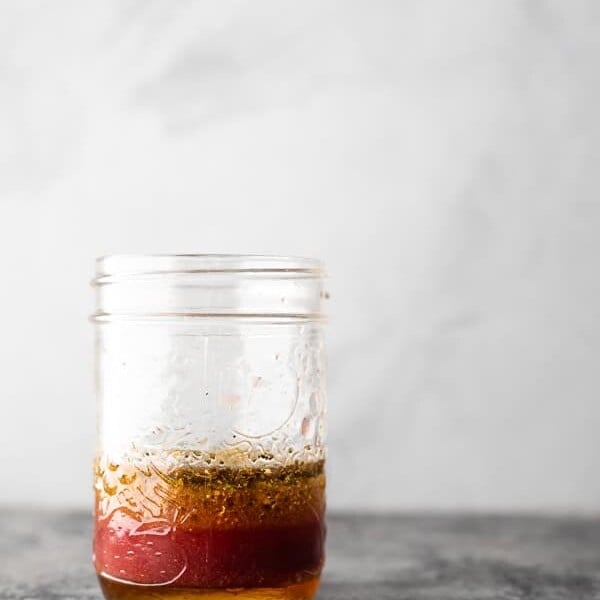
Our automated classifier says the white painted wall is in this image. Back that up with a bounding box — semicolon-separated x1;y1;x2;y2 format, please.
2;0;599;511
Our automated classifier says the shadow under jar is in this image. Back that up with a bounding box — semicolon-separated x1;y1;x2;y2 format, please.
91;255;327;600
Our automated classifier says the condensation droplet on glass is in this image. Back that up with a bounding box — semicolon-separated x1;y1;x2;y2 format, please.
301;417;311;437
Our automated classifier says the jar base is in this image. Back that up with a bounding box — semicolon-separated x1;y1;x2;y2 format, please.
98;575;320;600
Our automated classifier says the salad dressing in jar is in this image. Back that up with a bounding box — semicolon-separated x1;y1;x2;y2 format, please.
91;255;327;600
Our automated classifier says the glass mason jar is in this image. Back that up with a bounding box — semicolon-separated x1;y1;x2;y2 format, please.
91;255;327;600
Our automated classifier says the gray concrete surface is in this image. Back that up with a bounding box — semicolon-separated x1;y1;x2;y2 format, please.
1;510;600;599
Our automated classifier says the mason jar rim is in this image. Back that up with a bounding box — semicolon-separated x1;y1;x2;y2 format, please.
93;254;325;284
92;254;327;322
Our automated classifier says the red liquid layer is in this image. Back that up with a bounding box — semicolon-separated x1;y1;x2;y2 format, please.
95;512;324;588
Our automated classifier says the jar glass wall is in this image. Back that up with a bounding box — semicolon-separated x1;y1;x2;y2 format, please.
91;255;327;600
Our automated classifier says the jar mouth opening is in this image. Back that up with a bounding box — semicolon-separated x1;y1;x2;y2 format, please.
94;254;325;284
92;254;327;321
